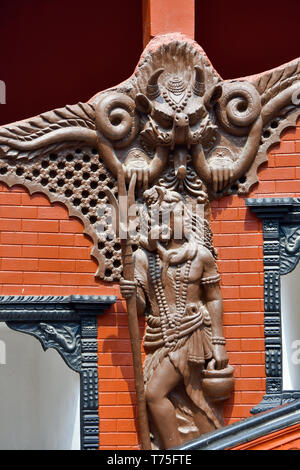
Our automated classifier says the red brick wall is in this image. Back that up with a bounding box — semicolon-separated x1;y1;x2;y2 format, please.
0;121;299;449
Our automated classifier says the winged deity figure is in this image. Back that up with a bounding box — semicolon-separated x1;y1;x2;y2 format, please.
0;32;299;283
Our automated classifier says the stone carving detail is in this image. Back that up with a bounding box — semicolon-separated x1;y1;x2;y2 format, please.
7;321;81;372
280;225;300;275
0;34;299;281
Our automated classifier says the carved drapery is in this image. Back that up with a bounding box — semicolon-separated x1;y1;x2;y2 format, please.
247;198;300;413
0;295;116;450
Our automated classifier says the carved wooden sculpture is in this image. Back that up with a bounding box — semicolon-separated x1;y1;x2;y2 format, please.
0;33;299;448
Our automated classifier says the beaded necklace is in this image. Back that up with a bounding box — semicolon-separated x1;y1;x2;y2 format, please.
149;252;192;350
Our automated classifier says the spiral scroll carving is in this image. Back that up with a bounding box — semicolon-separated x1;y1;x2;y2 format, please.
95;92;139;148
216;81;261;136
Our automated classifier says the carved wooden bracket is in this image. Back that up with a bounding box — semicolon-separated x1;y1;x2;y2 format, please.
247;198;300;413
0;294;116;449
0;32;299;282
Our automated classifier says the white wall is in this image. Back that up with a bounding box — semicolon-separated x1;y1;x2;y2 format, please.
0;323;80;450
281;259;300;390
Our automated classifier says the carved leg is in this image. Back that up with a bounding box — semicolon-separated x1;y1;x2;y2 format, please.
145;356;182;449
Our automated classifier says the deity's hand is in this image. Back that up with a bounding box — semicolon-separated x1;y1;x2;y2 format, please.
209;163;234;193
123;164;150;190
120;278;137;300
212;344;229;370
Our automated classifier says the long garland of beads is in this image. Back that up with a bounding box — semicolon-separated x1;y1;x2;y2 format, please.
149;253;192;350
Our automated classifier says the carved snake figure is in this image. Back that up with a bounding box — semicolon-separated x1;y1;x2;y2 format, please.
39;323;77;353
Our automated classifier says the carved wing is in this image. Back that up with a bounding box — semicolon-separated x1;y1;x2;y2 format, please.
209;58;300;196
0;102;97;159
244;60;300;192
0;101;124;282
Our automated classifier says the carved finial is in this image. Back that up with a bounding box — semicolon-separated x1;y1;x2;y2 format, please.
146;68;164;100
167;76;186;95
193;65;205;97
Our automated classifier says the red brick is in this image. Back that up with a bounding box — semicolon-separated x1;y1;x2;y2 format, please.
259;167;295;180
98;353;133;366
221;286;240;299
99;339;131;353
117;393;136;405
223;313;241;325
117;419;137;432
240;365;266;377
234;378;265;391
1;232;38;245
2;284;41;295
21;193;50;206
0;245;22;257
1;258;38;271
37;205;69;219
238;233;263;246
38;233;74;246
219;246;259;260
275;180;300;193
99;378;135;392
59;219;84;233
59;246;91;259
239;260;263;272
99;393;117;405
274;140;296;153
213;234;239;247
241;339;265;351
22;246;59;258
38;259;76;272
240;286;264;298
222;273;261;286
22;219;59;232
274;154;300;167
74;234;92;247
223;405;252;418
0;206;37;218
217;260;239;273
23;272;61;285
280;128;297;140
0;193;22;205
99;379;135;393
239;392;265;404
99;419;117;432
60;272;97;285
100;433;138;446
75;260;98;272
0;219;22;231
98;406;135;419
0;271;23;284
211;208;239;221
228;352;264;365
225;339;241;352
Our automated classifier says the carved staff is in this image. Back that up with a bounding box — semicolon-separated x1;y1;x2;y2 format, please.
105;166;151;450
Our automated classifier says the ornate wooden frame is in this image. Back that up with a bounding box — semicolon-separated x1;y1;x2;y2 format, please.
247;197;300;413
0;294;116;450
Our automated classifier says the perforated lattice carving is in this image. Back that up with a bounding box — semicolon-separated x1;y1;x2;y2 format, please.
0;146;123;281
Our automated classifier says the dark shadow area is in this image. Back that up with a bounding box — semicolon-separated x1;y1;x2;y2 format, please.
195;0;300;79
0;0;143;125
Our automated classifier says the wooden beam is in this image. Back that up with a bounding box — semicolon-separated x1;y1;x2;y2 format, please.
143;0;195;47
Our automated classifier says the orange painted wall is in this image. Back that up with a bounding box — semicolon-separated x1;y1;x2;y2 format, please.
0;127;299;450
231;423;300;450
